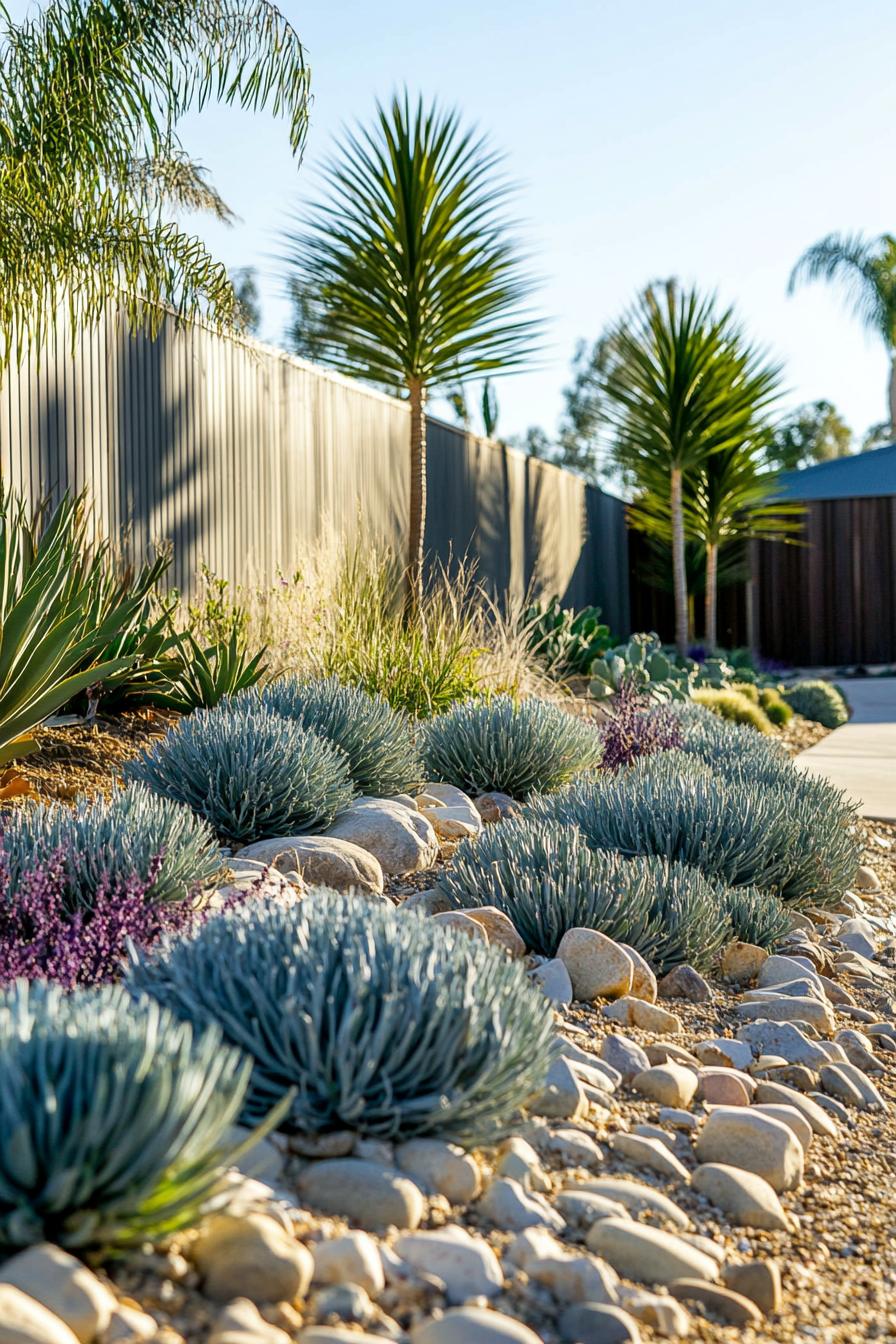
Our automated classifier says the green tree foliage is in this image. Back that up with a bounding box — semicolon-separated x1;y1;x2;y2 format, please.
281;92;542;609
230;268;262;336
767;400;854;472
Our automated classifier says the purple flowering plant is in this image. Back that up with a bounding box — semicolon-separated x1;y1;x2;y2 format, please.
600;676;684;769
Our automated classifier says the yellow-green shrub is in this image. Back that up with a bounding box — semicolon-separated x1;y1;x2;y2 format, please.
730;681;760;704
759;686;793;726
691;688;773;733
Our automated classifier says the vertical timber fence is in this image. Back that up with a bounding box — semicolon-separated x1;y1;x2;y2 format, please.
0;306;630;632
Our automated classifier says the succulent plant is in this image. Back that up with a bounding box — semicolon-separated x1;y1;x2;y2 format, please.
127;891;556;1145
782;679;849;728
690;687;774;733
0;783;221;908
722;885;792;949
589;633;692;702
123;696;354;843
0;981;275;1251
524;597;613;677
421;694;602;799
439;816;730;972
261;676;422;796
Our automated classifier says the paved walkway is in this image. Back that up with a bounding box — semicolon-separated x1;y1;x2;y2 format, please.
796;678;896;822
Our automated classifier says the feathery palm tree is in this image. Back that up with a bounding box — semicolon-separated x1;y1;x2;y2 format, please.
598;280;782;654
788;232;896;435
282;92;542;610
0;0;310;357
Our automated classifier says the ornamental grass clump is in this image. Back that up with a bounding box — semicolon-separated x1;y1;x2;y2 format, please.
421;694;602;799
124;696;354;843
128;891;556;1145
439;816;729;972
0;982;270;1251
0;783;221;909
261;675;422;796
690;687;774;733
782;679;849;728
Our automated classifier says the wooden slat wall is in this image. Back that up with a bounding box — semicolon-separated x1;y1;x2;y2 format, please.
0;307;630;631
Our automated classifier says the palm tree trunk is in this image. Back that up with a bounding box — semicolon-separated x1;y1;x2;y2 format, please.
704;541;718;652
670;466;688;655
888;355;896;438
407;377;427;615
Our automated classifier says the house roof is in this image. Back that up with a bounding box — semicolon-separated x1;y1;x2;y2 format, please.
776;443;896;500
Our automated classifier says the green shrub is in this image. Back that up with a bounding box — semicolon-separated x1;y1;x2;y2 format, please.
782;679;849;728
759;686;793;725
124;697;354;844
0;981;272;1250
439;816;730;972
421;695;603;799
128;892;556;1145
730;681;760;704
722;886;792;949
691;687;773;733
525;597;612;677
262;676;422;796
0;783;221;907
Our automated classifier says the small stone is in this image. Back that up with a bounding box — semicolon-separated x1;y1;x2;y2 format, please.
312;1232;385;1294
758;954;820;988
692;1163;791;1230
300;1330;388;1344
531;1056;586;1119
736;1021;831;1068
236;835;384;894
619;945;657;1002
697;1067;752;1106
835;1028;884;1074
610;1133;690;1183
544;1128;606;1169
209;1299;291;1344
557;929;634;1001
474;792;517;824
422;807;481;841
632;1123;676;1148
324;798;439;874
631;1064;697;1109
600;1034;650;1081
695;1108;804;1192
820;1062;888;1111
478;1176;565;1232
395;1139;481;1204
403;889;454;915
395;1227;503;1303
603;999;681;1034
693;1038;754;1070
0;1285;80;1344
753;1081;839;1137
297;1159;424;1231
565;1056;619;1093
431;910;489;942
809;1091;851;1123
421;783;482;828
192;1212;313;1304
735;995;836;1034
461;907;525;956
410;1306;544;1343
309;1283;374;1326
854;864;881;892
720;941;768;983
525;1248;620;1306
558;1303;641;1343
837;918;877;959
659;1107;698;1131
587;1219;717;1285
657;964;713;1002
529;958;573;1005
496;1137;551;1191
666;1279;761;1326
618;1288;690;1337
722;1260;783;1315
556;1189;628;1225
0;1244;115;1343
577;1178;690;1229
644;1043;700;1067
102;1304;158;1342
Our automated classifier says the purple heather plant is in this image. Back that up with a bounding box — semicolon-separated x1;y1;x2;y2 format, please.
0;849;198;990
600;676;684;769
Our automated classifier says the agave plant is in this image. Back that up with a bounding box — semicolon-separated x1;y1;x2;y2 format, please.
123;697;354;843
261;676;422;796
127;891;556;1145
146;627;268;713
0;981;282;1250
422;694;602;799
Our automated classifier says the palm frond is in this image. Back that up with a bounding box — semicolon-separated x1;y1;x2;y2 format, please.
787;232;896;346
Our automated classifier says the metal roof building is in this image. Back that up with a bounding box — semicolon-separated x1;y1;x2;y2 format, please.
777;443;896;501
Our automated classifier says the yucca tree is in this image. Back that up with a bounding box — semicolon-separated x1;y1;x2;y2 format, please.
789;233;896;436
282;93;541;610
598;280;783;653
0;0;310;357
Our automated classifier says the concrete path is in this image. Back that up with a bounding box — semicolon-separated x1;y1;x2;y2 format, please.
796;678;896;822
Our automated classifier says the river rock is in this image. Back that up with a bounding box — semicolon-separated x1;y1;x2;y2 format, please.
695;1108;804;1192
431;911;489;942
410;1306;544;1343
396;1227;503;1303
558;1303;641;1343
497;1137;551;1191
191;1212;313;1303
529;957;573;1004
236;835;384;894
324;799;438;874
736;1021;831;1068
692;1163;790;1230
610;1134;690;1183
722;1260;783;1315
297;1159;424;1230
0;1285;80;1344
619;945;657;1002
735;995;836;1034
758;954;820;988
618;1288;690;1337
751;1103;813;1152
209;1299;292;1343
395;1139;481;1204
854;865;881;892
312;1232;385;1294
600;1034;650;1080
464;907;526;957
753;1081;839;1137
478;1177;564;1232
557;929;634;1000
720;942;768;984
586;1219;717;1285
697;1067;753;1106
420;783;482;829
474;792;517;824
0;1244;115;1343
531;1055;586;1119
666;1280;761;1327
631;1064;697;1108
578;1178;690;1228
603;998;681;1033
657;964;713;1003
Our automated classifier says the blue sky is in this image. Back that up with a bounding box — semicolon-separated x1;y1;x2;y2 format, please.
119;2;896;441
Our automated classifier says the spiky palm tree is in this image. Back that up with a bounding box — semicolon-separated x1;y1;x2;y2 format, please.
0;0;310;357
789;232;896;435
599;280;782;654
282;92;541;610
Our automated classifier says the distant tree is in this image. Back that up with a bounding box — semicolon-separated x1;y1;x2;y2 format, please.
230;268;261;336
789;232;896;435
285;278;330;364
862;420;893;451
767;400;853;472
512;425;553;459
282;93;542;610
553;338;605;477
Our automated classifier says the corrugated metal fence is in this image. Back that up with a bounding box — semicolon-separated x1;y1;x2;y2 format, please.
0;306;630;632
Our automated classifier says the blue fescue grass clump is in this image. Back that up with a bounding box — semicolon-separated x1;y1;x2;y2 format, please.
127;891;556;1145
0;982;271;1250
123;696;354;843
722;884;792;948
261;675;422;796
0;783;221;908
421;694;603;799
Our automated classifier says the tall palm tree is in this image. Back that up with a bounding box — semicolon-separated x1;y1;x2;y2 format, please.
598;280;782;654
788;232;896;435
0;0;310;357
282;92;542;610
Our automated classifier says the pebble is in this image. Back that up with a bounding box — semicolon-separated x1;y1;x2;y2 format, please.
753;1081;839;1138
736;1020;831;1068
609;1133;690;1182
103;1304;158;1342
758;954;820;988
666;1278;762;1326
720;941;768;983
529;958;573;1005
618;944;657;1001
531;1056;586;1119
656;964;713;1002
576;1177;690;1228
421;783;482;827
464;907;526;957
566;1056;620;1093
618;1288;690;1337
497;1136;551;1190
478;1177;565;1232
431;910;489;942
236;835;384;895
820;1062;888;1111
525;1247;620;1306
557;929;634;1001
693;1037;754;1070
297;1159;424;1231
600;1034;650;1081
0;1285;80;1344
309;1283;374;1324
311;1232;385;1294
423;807;481;841
191;1212;313;1304
474;791;517;823
809;1091;852;1123
556;1189;630;1225
722;1259;783;1314
697;1067;753;1106
0;1243;115;1343
603;999;681;1033
543;1127;606;1169
395;1139;482;1204
659;1107;699;1131
410;1306;545;1343
835;1028;883;1073
695;1107;804;1192
645;1042;700;1067
587;1218;718;1285
558;1302;642;1343
854;864;881;892
691;1163;791;1230
631;1063;697;1108
837;918;878;958
735;994;836;1034
395;1227;503;1303
209;1299;292;1343
632;1123;676;1148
